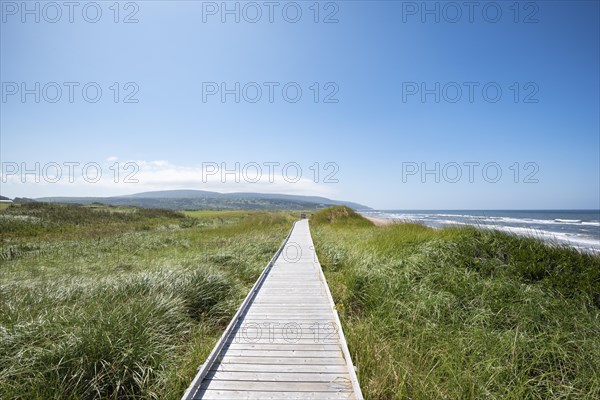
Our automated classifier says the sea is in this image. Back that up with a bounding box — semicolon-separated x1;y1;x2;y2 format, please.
359;210;600;253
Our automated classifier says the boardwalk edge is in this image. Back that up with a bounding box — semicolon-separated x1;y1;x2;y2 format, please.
181;221;298;400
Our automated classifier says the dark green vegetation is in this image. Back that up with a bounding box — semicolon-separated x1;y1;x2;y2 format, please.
36;190;370;211
0;203;296;399
312;207;600;399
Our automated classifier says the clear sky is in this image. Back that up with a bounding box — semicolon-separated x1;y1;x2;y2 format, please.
1;0;599;209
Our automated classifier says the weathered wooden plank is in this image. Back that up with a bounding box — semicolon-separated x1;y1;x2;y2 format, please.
254;290;323;293
200;380;353;392
229;325;340;339
258;287;322;290
241;314;334;318
225;343;341;351
237;321;339;326
209;364;348;373
252;295;325;299
197;390;356;399
231;320;337;327
228;338;341;345
259;281;321;284
205;370;352;383
253;292;323;295
250;303;326;306
242;311;332;315
244;306;332;310
217;349;343;358
217;356;346;365
227;335;341;345
243;310;333;314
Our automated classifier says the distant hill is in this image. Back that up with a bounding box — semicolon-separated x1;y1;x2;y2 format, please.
12;197;36;203
36;190;371;211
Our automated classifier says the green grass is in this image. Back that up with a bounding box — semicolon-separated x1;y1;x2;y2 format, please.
0;203;296;399
3;203;599;399
311;206;600;399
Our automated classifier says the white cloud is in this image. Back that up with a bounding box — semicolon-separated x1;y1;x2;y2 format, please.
1;159;339;198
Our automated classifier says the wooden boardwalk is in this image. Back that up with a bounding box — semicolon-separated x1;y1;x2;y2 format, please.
182;219;363;399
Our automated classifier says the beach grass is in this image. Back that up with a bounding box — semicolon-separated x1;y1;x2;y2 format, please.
2;203;599;399
0;203;295;399
311;206;600;399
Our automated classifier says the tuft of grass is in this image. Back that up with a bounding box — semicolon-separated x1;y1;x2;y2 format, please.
311;206;374;228
312;207;600;399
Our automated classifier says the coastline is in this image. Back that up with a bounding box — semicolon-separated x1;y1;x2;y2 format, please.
361;210;600;253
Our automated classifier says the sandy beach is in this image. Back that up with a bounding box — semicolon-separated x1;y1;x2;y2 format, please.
366;217;395;226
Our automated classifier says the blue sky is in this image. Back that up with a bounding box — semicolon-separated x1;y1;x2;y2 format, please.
1;0;599;209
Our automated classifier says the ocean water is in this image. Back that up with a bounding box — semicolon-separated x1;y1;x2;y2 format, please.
359;210;600;253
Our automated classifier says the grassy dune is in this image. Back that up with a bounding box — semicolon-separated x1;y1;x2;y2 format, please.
0;203;296;399
312;206;600;399
2;203;599;399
